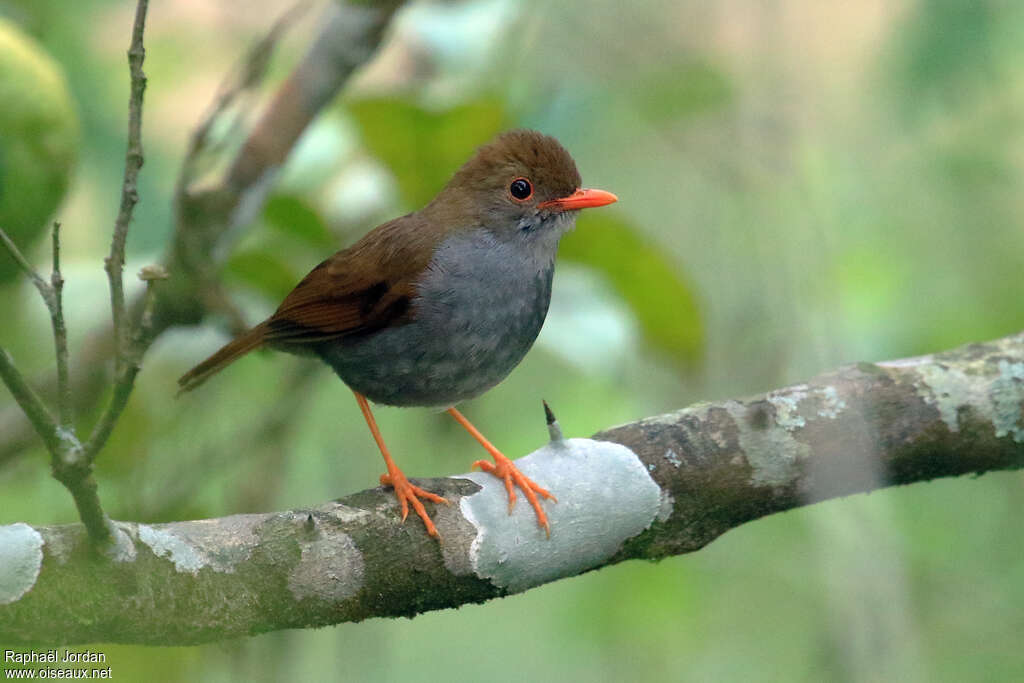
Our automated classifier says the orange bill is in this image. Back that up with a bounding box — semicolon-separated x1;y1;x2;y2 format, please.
538;188;618;211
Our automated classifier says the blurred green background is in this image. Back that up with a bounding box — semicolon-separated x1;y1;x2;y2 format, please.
2;0;1023;680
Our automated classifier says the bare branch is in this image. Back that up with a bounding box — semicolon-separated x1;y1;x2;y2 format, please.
0;347;62;456
3;331;1023;646
50;469;114;546
82;268;165;461
46;0;151;545
75;0;152;469
0;0;406;467
0;223;72;431
104;0;148;371
49;223;71;428
0;227;53;305
175;0;312;198
0;345;110;544
225;2;399;197
0;220;107;542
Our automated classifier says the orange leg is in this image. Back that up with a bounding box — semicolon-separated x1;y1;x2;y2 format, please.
446;407;557;537
353;391;448;538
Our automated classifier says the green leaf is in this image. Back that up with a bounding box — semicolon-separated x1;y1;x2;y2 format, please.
262;194;334;249
560;213;703;371
347;97;507;207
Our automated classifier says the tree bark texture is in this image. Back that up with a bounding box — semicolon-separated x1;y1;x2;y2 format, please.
2;332;1023;645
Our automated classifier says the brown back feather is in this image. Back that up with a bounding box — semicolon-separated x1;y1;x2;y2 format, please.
178;211;460;391
263;211;457;343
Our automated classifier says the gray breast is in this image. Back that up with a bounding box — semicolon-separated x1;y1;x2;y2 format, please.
318;230;555;407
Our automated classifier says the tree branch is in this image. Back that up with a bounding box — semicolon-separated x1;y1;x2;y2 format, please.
82;268;164;461
0;221;109;541
0;347;62;456
225;1;400;195
0;341;109;544
174;0;312;205
0;223;73;436
104;0;148;372
0;0;406;467
3;332;1023;646
0;1;153;545
84;0;150;470
165;0;402;312
0;228;51;299
0;225;67;447
49;223;72;429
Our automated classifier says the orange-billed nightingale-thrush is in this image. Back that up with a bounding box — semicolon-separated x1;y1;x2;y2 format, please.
178;129;617;539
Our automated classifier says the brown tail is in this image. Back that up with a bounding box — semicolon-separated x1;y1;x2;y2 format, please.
177;321;270;394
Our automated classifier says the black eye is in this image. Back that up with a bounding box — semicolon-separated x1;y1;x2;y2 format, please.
509;177;533;201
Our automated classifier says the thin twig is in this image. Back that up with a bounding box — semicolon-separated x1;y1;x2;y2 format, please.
175;0;311;201
225;1;387;193
56;0;149;545
82;368;137;462
133;265;167;349
105;0;148;372
0;0;405;468
0;223;96;536
0;225;74;449
0;222;106;541
0;346;62;456
49;223;72;428
82;268;165;461
0;226;53;304
82;0;149;465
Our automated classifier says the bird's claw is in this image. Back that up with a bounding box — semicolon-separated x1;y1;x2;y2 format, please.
380;471;449;538
475;454;555;537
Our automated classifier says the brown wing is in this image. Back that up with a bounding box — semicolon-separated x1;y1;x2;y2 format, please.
263;213;442;346
178;208;459;392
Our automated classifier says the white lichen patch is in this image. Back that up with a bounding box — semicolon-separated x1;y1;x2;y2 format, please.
0;523;44;605
906;354;1024;443
106;524;137;563
817;386;847;419
766;384;847;431
913;364;979;434
998;359;1024;381
287;531;364;603
768;385;809;430
139;525;205;574
993;360;1024;442
138;515;261;575
323;503;373;525
725;400;807;487
664;449;682;468
459;438;662;593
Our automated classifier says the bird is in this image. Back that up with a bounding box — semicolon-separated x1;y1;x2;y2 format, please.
178;129;617;539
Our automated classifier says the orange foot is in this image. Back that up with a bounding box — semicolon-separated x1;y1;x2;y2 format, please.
380;469;449;539
472;451;557;537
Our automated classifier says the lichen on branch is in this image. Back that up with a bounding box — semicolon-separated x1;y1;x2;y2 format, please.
2;332;1022;646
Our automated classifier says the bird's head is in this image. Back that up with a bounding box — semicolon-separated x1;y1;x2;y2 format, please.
431;130;617;247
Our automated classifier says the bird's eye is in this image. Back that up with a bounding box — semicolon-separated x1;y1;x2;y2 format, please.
509;177;533;201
